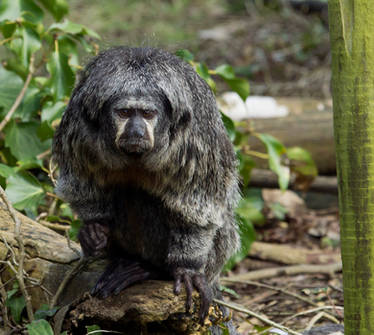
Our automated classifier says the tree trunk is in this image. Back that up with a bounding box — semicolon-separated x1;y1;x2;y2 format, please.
329;1;374;334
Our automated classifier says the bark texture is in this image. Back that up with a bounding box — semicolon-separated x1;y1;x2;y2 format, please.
329;1;374;333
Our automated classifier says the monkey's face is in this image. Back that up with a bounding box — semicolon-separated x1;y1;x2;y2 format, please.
111;98;163;157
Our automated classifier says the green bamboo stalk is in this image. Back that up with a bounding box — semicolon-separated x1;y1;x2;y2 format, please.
328;1;374;333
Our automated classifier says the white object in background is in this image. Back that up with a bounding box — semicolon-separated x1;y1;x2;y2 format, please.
267;328;289;335
218;92;289;121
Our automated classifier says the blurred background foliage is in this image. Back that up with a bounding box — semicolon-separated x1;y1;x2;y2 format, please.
0;0;323;262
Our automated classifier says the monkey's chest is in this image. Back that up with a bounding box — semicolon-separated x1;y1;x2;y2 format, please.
111;187;171;267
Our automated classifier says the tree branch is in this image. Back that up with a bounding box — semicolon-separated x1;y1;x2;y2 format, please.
0;186;34;321
0;54;36;132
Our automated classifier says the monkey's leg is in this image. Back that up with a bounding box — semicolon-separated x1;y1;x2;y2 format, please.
173;268;213;325
78;221;110;257
168;227;215;324
91;258;152;299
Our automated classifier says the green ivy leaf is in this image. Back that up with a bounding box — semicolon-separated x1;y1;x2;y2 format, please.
287;146;318;177
2;57;28;80
223;77;250;101
58;36;80;69
258;133;290;190
46;46;75;102
8;24;41;67
37;0;68;21
15;159;43;171
175;49;194;62
236;188;265;225
6;171;44;211
0;66;23;112
26;319;54;335
14;87;42;121
0;21;16;38
195;63;216;92
0;0;43;23
221;112;236;142
41;101;66;123
214;64;236;80
0;163;14;178
48;19;100;39
4;120;50;161
37;121;55;141
238;152;256;187
6;294;25;323
59;202;74;219
69;219;82;241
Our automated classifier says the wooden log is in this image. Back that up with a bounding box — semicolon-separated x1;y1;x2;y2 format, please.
249;241;341;265
246;98;335;174
0;202;217;334
249;168;337;194
62;281;210;335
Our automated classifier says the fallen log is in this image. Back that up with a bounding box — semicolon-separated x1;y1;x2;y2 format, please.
247;98;335;174
249;241;341;265
0;202;224;334
250;168;337;194
219;96;335;174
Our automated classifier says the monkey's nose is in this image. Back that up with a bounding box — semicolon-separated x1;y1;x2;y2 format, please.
126;119;146;139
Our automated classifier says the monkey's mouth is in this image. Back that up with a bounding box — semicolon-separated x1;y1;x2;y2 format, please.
117;139;152;156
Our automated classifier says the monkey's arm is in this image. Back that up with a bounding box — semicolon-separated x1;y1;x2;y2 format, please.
167;226;215;324
56;168;113;256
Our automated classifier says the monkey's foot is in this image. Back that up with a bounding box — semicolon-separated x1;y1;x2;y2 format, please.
91;259;151;299
173;268;213;325
78;221;109;257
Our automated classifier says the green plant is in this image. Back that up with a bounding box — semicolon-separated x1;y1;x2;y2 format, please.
0;0;98;223
0;0;317;331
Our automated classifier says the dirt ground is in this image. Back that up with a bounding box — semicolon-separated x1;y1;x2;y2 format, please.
223;189;342;334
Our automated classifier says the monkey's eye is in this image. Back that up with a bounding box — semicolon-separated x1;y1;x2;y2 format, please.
142;110;157;120
115;109;132;118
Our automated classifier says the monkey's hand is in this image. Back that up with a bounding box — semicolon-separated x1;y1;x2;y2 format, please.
78;221;110;257
173;268;213;325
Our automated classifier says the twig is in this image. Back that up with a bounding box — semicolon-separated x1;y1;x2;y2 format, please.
65;230;81;257
0;186;34;321
36;149;51;160
0;54;36;132
222;278;319;307
221;277;343;323
305;311;339;331
38;220;70;232
2;237;18;266
47;157;58;187
0;274;10;329
213;299;303;335
49;257;90;308
281;306;344;324
0;37;13;46
222;262;342;282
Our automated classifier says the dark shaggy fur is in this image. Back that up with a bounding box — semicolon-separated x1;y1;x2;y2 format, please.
53;47;240;334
